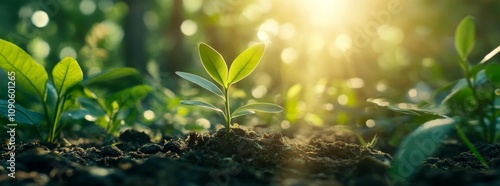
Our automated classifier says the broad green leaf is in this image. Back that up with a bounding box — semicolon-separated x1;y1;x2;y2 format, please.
455;16;475;60
0;39;48;99
227;43;265;85
232;102;283;118
485;64;500;83
0;99;44;125
82;68;138;86
176;71;224;98
180;100;224;114
367;98;446;119
480;45;500;64
198;43;228;87
106;85;152;110
52;57;83;97
388;118;456;182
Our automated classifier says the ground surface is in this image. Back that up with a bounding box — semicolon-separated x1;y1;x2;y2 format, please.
1;126;499;186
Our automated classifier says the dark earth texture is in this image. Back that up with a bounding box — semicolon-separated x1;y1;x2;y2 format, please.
1;126;499;186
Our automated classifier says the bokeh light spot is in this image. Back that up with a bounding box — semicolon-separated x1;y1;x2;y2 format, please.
408;89;417;98
196;118;211;129
80;0;96;15
31;11;49;28
281;47;299;64
281;120;291;129
252;85;268;98
28;39;50;59
335;34;352;52
144;11;159;30
347;78;364;89
143;110;155;120
59;47;77;59
366;119;376;128
180;20;198;36
337;94;348;105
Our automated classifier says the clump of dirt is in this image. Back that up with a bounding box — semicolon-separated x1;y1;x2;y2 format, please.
1;126;499;185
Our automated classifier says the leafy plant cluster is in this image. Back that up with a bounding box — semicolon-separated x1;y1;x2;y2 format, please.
0;40;283;143
373;16;499;181
0;39;152;143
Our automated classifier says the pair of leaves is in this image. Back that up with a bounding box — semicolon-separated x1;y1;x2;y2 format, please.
199;43;265;88
180;100;283;119
177;42;282;120
0;39;83;101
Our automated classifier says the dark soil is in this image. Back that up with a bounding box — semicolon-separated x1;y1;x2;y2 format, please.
1;126;499;186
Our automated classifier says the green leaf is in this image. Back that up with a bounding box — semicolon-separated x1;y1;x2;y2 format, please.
367;98;446;119
52;57;83;97
0;39;48;100
455;16;476;60
175;71;224;98
198;43;228;87
228;43;265;85
485;64;500;83
388;118;456;181
180;100;224;114
0;99;44;125
82;68;138;86
232;102;283;118
106;85;152;110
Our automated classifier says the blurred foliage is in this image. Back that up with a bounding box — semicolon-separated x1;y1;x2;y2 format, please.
1;0;499;144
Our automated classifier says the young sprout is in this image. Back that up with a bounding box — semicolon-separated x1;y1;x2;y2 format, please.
176;43;283;140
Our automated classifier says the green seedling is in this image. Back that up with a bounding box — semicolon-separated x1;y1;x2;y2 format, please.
377;16;499;183
69;84;152;136
0;39;146;143
0;39;82;143
176;43;283;140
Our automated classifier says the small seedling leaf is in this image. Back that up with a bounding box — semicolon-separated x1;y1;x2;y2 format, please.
388;118;456;181
0;99;44;125
0;39;48;100
180;100;224;114
199;43;228;87
228;43;265;85
82;68;138;86
176;71;224;98
106;85;152;110
232;102;283;118
455;16;476;61
52;57;83;97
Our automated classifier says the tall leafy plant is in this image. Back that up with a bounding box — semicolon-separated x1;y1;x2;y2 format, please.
176;43;283;140
379;16;499;184
0;39;150;142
